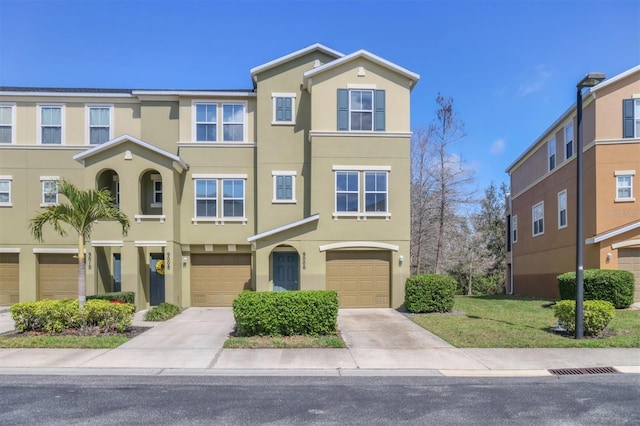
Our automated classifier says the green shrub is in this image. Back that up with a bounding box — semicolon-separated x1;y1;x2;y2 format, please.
145;303;181;321
405;274;456;313
557;270;635;309
87;291;135;305
553;300;615;336
83;299;135;332
232;290;338;336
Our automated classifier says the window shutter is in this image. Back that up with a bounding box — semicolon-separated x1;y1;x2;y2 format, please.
374;90;385;131
337;89;348;130
623;99;634;138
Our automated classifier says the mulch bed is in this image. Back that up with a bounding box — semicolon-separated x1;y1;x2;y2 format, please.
1;326;151;338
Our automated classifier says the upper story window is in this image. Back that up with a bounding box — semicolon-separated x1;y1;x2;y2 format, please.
39;105;64;144
195;178;217;217
364;172;388;212
337;88;385;132
87;105;113;145
548;137;556;171
615;170;635;202
192;174;247;223
558;190;567;229
223;179;245;217
193;101;247;142
334;166;390;219
564;122;573;160
622;98;640;138
0;103;16;144
272;171;296;203
150;174;162;208
532;201;544;236
41;177;58;206
272;93;295;125
512;215;518;244
0;176;12;206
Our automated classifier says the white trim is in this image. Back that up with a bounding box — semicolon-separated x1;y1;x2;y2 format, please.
588;65;640;93
0;103;16;145
586;220;640;244
0;91;133;98
615;173;634;202
512;215;518;243
40;176;60;181
134;214;166;223
134;240;167;247
0;248;20;253
272;171;297;203
271;93;296;125
37;103;65;145
309;131;412;138
547;137;556;172
133;90;255;97
0;144;93;150
90;240;124;247
332;165;391;171
318;241;399;252
192;173;248;179
564;122;574;160
177;142;256;148
612;239;640;249
0;175;12;206
557;190;567;229
192;100;248;143
85;104;114;145
347;84;377;89
532;201;544;237
250;43;344;83
247;214;320;243
271;92;296;98
614;170;636;176
40;178;58;206
33;248;79;254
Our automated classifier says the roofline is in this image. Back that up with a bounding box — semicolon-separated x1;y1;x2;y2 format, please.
131;90;255;97
585;220;640;245
0;89;134;98
303;49;420;87
590;64;640;93
250;43;344;83
247;214;320;242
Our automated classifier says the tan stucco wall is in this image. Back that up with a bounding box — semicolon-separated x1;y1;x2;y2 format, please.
594;72;640;141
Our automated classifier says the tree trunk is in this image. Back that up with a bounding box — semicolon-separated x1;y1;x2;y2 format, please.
78;234;86;307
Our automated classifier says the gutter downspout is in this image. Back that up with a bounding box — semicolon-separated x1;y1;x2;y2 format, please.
508;190;514;295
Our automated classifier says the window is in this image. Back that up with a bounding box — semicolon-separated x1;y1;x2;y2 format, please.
223;104;245;142
223;179;244;217
565;122;573;160
41;179;58;206
558;190;567;229
272;171;296;203
195;179;217;217
115;181;120;207
272;93;295;124
150;175;162;208
87;106;112;144
622;99;640;138
0;176;12;206
192;175;247;223
615;170;635;201
0;104;15;144
195;103;217;141
532;202;544;236
337;89;385;131
334;166;390;218
512;215;518;243
39;105;63;144
548;138;556;171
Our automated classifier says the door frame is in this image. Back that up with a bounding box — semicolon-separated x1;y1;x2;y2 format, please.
273;251;299;291
149;252;165;306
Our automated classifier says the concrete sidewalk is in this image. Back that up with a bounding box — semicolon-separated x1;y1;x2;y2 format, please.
0;306;639;377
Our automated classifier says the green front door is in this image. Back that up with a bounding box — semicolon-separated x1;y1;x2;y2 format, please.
149;253;165;306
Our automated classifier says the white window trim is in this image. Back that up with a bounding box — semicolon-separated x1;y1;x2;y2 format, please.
349;89;374;132
272;171;297;203
0;175;12;207
0;103;16;144
40;176;59;207
191;100;248;143
85;104;114;145
193;178;218;220
37;103;65;145
333;168;390;220
192;101;218;142
271;93;296;125
222;102;247;142
532;201;544;237
512;215;518;243
558;190;567;229
150;174;162;208
615;170;635;202
191;174;248;224
564;122;574;160
548;137;556;171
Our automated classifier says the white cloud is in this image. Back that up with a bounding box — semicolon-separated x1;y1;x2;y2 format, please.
517;65;551;98
490;138;506;155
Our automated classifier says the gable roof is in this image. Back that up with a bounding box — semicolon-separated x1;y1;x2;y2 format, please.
589;64;640;93
250;43;344;84
303;49;420;89
586;220;640;245
247;214;320;243
72;134;189;172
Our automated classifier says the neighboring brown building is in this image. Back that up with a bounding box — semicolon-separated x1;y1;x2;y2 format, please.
506;65;640;301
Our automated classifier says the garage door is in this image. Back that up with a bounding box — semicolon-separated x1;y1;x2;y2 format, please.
618;248;640;302
38;253;77;300
0;253;19;305
191;254;252;307
326;251;390;308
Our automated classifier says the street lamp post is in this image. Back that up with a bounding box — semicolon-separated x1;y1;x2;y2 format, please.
575;72;605;339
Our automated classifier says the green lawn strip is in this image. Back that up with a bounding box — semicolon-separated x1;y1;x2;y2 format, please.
411;295;640;348
224;335;346;349
0;335;129;349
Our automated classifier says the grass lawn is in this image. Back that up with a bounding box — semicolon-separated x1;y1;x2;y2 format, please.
411;295;640;348
0;335;129;349
224;335;346;349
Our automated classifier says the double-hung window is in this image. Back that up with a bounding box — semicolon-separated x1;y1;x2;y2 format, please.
223;104;245;142
622;99;640;138
337;88;385;131
615;170;635;201
223;179;244;217
39;105;63;144
41;178;58;206
548;138;556;171
196;103;217;141
334;166;390;219
272;93;295;124
532;202;544;236
272;171;296;203
195;179;217;217
88;105;112;144
511;215;518;244
558;190;567;229
336;171;359;212
192;175;247;223
0;104;15;144
193;102;246;142
0;176;12;206
364;172;388;212
564;123;573;160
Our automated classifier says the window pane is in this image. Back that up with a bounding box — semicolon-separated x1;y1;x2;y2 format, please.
196;200;217;217
90;127;109;144
0;127;10;143
365;193;387;212
0;181;8;192
223;124;243;141
42;127;61;144
361;91;372;110
350;91;361;109
223;200;243;217
223;104;243;122
0;107;10;125
0;193;8;203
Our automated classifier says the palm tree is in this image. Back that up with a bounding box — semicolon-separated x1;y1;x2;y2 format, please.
30;179;130;307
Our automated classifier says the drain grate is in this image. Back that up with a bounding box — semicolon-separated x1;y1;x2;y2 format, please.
549;366;619;376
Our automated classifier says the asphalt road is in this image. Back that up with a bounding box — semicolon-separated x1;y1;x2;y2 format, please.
0;375;638;425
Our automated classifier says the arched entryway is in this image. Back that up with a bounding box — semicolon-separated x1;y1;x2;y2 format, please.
272;247;299;291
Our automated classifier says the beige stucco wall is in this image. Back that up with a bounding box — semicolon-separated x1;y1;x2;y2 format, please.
594;72;640;141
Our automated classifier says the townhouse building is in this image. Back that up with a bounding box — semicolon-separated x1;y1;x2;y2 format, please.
506;65;640;301
0;44;420;309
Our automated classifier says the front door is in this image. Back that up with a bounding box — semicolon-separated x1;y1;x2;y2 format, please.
113;253;121;292
273;252;299;291
149;253;165;306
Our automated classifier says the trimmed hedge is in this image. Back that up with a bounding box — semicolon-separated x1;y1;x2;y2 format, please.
10;299;135;333
405;274;456;313
232;290;338;336
87;291;135;305
557;270;634;309
553;299;615;336
145;303;181;321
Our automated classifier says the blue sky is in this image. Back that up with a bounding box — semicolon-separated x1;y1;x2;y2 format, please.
1;0;639;192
